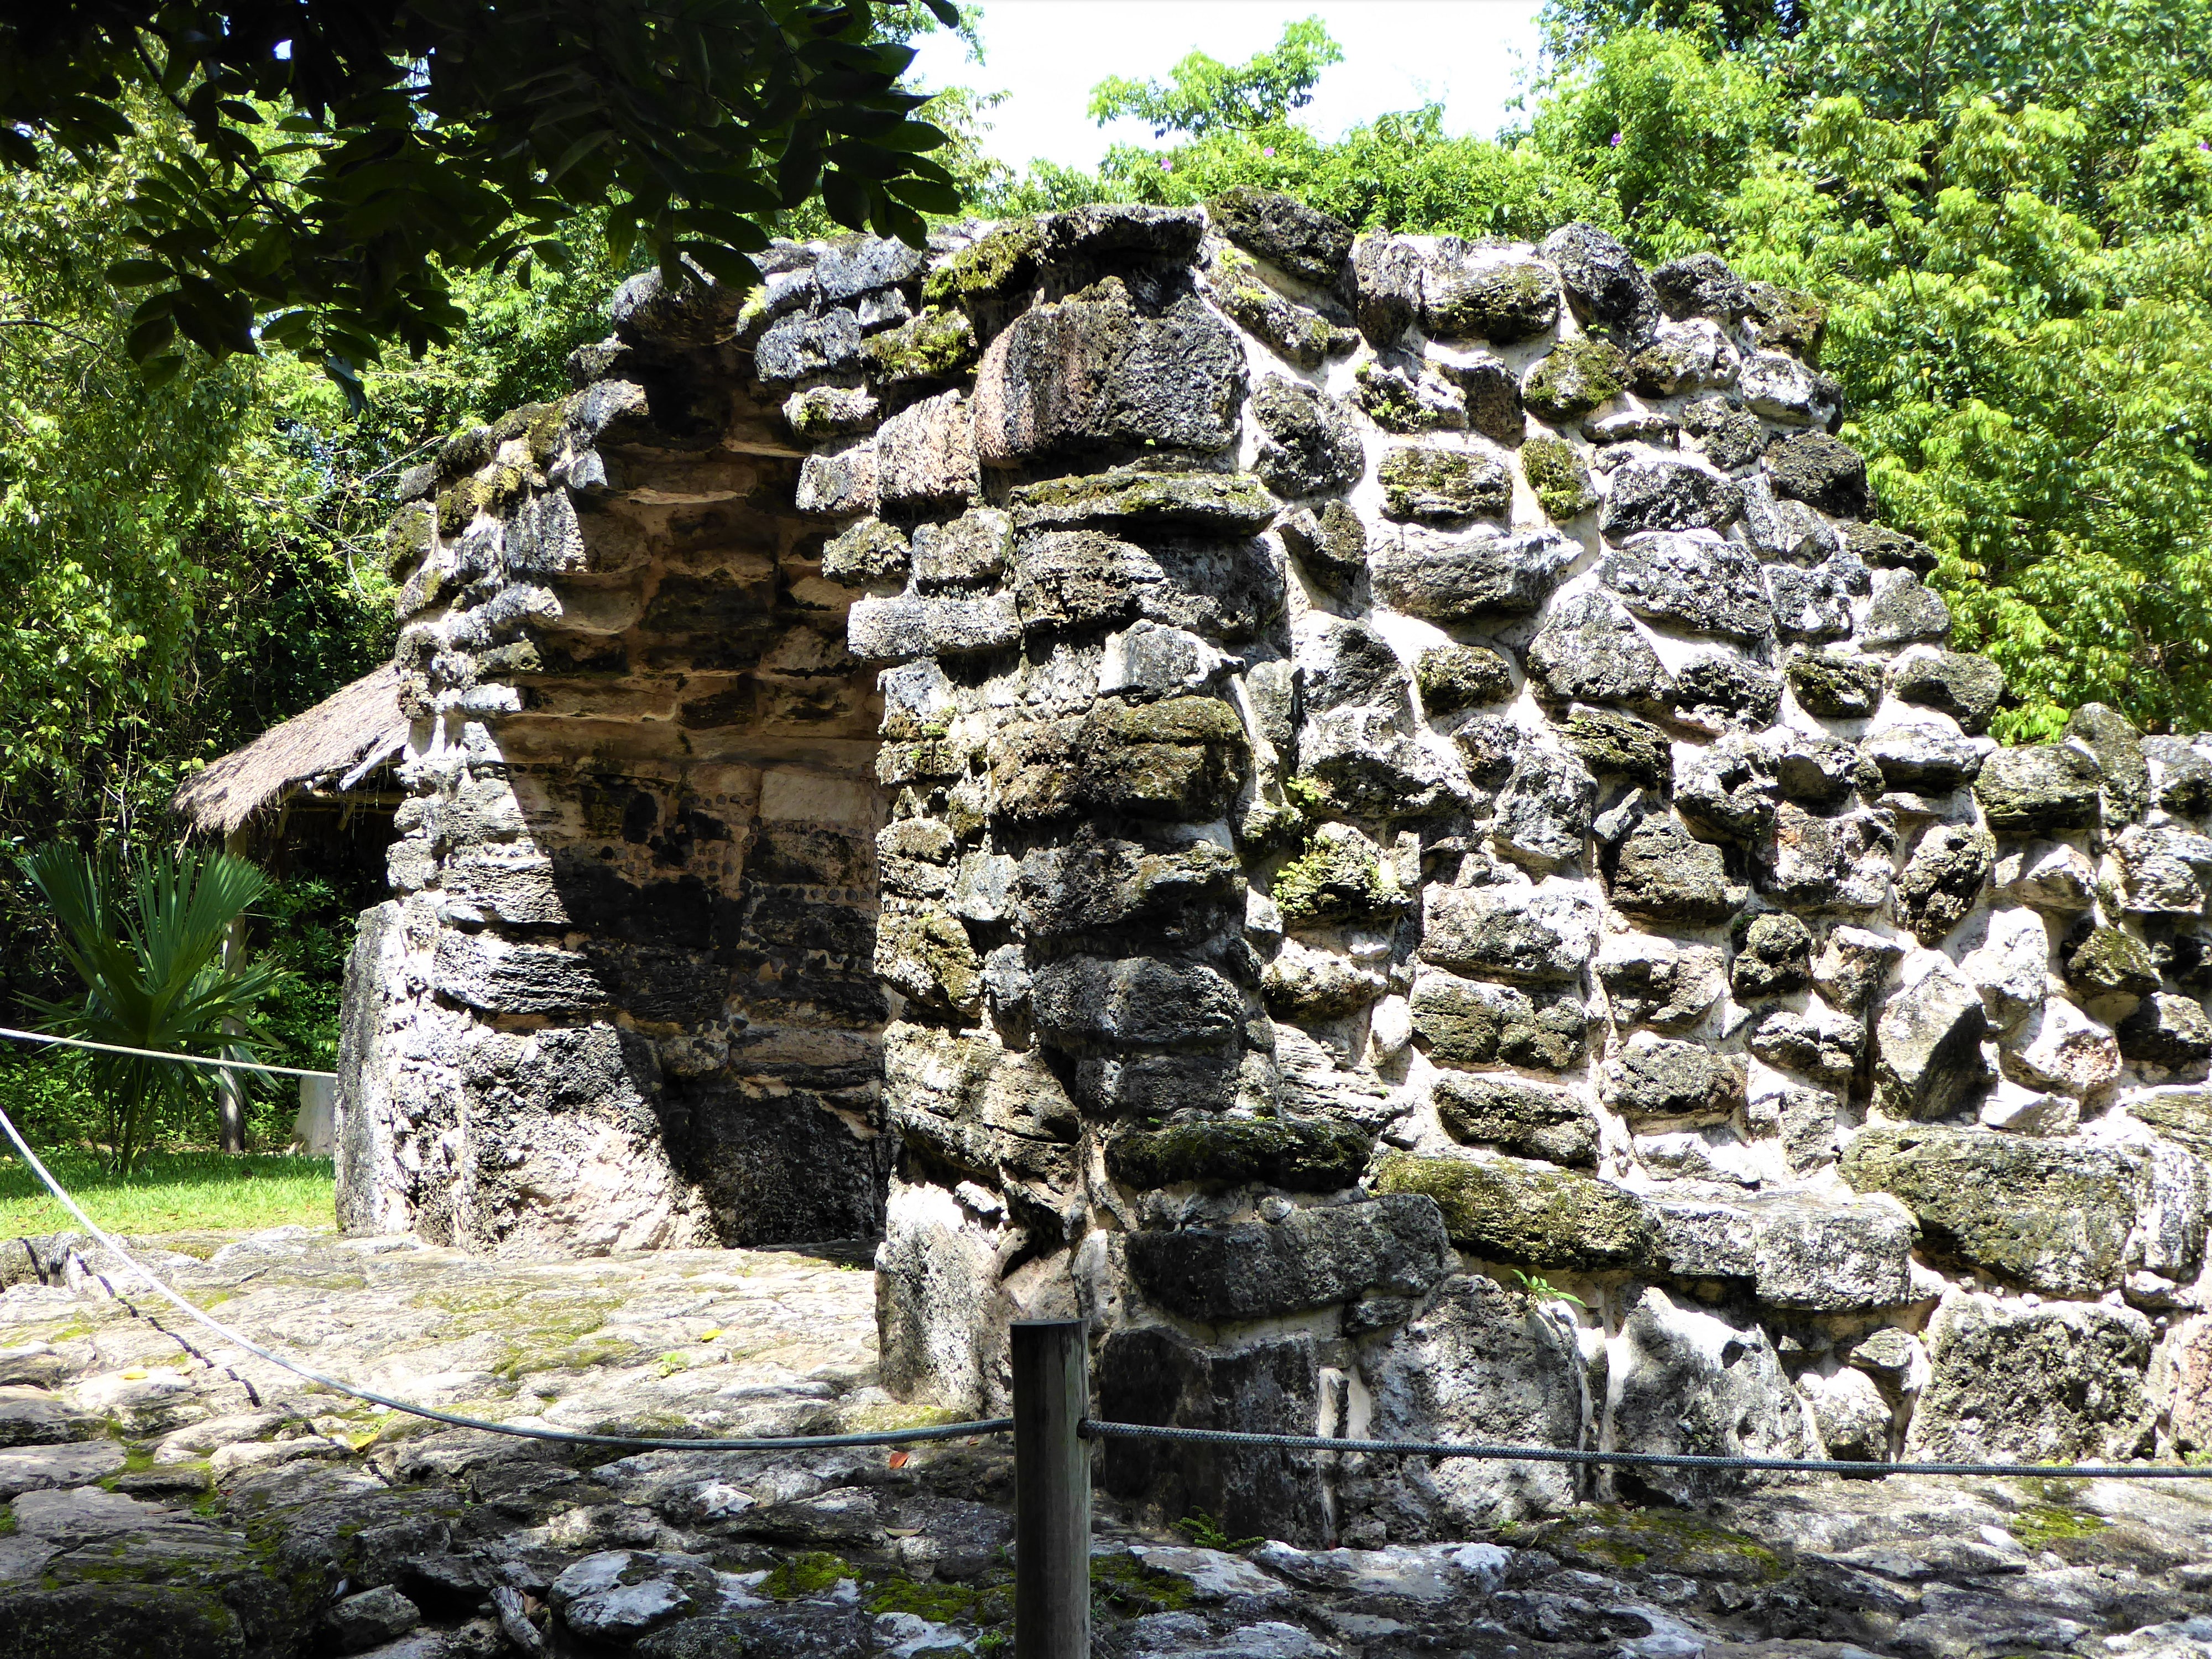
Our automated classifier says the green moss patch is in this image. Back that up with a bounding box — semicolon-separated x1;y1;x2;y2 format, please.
1521;435;1598;521
1106;1115;1371;1192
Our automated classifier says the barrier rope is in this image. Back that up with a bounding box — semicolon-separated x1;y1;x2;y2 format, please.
1080;1418;2212;1480
0;1100;1009;1453
0;1026;337;1082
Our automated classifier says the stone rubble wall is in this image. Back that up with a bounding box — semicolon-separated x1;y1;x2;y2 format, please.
340;191;2212;1547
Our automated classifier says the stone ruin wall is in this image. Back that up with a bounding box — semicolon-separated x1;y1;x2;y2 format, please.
339;193;2212;1547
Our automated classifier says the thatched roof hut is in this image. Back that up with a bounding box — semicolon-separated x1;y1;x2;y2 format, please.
175;665;410;854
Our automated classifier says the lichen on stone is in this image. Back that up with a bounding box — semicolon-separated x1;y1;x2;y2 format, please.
1520;434;1598;521
1271;824;1401;927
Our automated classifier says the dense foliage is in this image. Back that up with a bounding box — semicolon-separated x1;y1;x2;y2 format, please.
16;843;281;1172
2;0;959;398
992;3;2212;739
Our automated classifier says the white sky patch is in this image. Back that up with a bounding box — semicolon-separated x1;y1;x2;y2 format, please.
909;1;1549;173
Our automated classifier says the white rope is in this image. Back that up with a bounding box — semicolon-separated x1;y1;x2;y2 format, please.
0;1026;336;1081
0;1102;1008;1453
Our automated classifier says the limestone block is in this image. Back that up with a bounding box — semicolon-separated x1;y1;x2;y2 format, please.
1731;912;1812;998
1887;648;2005;735
1631;319;1741;396
1030;954;1243;1056
1872;954;1991;1118
873;899;983;1014
1277;500;1368;598
754;306;863;383
1493;743;1596;870
1414;644;1515;714
1262;937;1389;1021
1560;706;1672;788
1358;1277;1585;1533
973;285;1245;463
2115;823;2212;916
1747;1004;1864;1084
1372;1152;1657;1269
430;933;603;1015
1007;467;1279;535
1599;530;1772;642
1211;186;1355;286
1802;1368;1891;1462
1607;816;1745;924
1895;822;1996;944
1098;1326;1326;1545
2118;992;2212;1071
1408;973;1588;1073
1418;883;1601;985
1840;1124;2142;1294
1597;933;1725;1030
1125;1195;1455;1321
847;592;1018;664
1103;1116;1370;1193
1603;1032;1746;1128
1766;554;1865;643
1421;247;1563;342
2147;734;2212;817
2062;926;2161;1002
1597;457;1743;538
1811;926;1902;1013
1759;802;1895;912
1677;734;1780;843
1099;622;1235;701
1785;646;1885;719
1976;744;2103;834
1520;337;1627;420
1990;838;2097;913
1432;1073;1600;1168
1959;907;2051;1031
873;390;978;510
1905;1293;2153;1463
1251;377;1365;499
1736;350;1840;429
1858;568;1952;648
1525;592;1677;715
794;437;878;517
1369;525;1579;623
2001;994;2119;1098
1540;222;1661;343
1606;1287;1817;1502
1764;431;1869;518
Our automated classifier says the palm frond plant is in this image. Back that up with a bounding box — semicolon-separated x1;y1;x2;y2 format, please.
15;844;281;1174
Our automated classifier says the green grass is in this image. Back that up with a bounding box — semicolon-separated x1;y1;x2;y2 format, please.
0;1150;335;1237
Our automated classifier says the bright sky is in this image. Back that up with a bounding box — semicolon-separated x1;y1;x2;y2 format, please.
908;2;1549;174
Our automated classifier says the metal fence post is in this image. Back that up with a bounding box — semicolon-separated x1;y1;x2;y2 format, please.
1012;1318;1089;1659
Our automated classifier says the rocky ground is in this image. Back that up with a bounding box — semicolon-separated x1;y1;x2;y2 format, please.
2;1227;2212;1658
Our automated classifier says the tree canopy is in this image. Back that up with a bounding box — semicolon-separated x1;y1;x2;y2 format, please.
1;0;960;399
972;2;2212;741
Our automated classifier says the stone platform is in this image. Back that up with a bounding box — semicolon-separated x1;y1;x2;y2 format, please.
1;1226;2211;1656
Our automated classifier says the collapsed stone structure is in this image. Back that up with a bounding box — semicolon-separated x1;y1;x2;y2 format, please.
338;192;2212;1546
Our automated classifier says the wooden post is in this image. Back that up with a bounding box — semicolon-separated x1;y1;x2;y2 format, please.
1013;1318;1089;1659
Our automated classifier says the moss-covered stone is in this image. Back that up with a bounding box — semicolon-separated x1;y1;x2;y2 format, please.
1411;975;1588;1072
1839;1123;2141;1295
1785;647;1884;718
1561;706;1672;787
1082;696;1251;820
1372;1151;1657;1269
1210;251;1342;369
820;518;910;587
1378;446;1511;523
1500;1505;1788;1584
760;1552;854;1600
1426;259;1563;343
2063;926;2160;999
1008;467;1279;534
382;503;435;577
1415;644;1515;714
1521;434;1598;521
1520;337;1627;421
435;476;492;535
861;307;978;387
1271;827;1401;927
925;221;1042;306
1105;1115;1372;1191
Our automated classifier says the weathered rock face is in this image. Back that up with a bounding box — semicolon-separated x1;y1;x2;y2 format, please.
334;199;2212;1543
